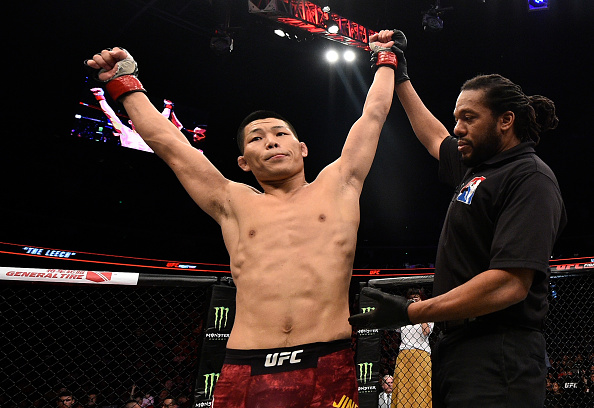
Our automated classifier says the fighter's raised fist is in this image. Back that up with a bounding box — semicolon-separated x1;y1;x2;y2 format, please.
85;47;138;82
84;47;145;101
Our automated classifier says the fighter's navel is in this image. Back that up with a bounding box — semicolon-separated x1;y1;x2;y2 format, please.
281;316;294;334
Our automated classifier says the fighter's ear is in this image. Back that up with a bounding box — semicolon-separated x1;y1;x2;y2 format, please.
300;142;308;158
237;155;250;172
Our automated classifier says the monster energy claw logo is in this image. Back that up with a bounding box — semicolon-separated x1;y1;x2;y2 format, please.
214;306;229;330
361;307;375;313
358;362;373;383
204;372;219;399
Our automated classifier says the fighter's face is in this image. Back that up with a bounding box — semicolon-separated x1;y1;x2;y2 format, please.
238;118;308;180
453;89;504;167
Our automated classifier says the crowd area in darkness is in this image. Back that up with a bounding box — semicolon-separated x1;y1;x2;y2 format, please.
4;383;194;408
544;352;594;408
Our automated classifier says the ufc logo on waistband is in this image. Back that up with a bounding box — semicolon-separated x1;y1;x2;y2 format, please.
264;350;303;367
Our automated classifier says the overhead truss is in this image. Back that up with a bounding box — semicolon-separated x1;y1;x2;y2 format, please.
248;0;376;50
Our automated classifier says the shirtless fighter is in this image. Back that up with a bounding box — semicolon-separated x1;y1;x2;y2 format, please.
85;29;404;407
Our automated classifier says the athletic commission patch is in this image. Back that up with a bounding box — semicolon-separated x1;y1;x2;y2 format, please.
456;176;486;205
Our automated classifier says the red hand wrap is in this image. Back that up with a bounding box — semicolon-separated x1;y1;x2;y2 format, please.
106;75;146;101
93;94;106;101
375;51;398;70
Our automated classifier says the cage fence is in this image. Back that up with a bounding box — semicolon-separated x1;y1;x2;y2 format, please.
363;271;594;408
1;269;593;408
0;276;214;408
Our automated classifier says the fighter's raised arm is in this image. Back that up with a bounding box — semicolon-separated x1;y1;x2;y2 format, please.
85;48;234;223
333;29;398;191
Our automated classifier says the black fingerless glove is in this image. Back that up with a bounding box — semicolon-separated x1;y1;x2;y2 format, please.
348;287;413;329
370;30;410;84
392;46;409;84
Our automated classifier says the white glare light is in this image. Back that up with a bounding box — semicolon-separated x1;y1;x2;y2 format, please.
326;50;339;63
327;24;339;34
274;29;286;37
343;50;356;62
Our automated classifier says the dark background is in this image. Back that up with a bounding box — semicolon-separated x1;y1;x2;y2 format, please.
3;0;593;268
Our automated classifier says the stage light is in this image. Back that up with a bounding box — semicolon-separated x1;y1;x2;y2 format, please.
528;0;549;11
324;18;339;34
326;50;339;63
320;5;339;34
422;8;443;32
274;29;286;37
421;1;453;33
210;30;233;55
343;50;356;62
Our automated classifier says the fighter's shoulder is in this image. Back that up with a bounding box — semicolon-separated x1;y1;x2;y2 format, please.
212;181;261;222
227;181;262;196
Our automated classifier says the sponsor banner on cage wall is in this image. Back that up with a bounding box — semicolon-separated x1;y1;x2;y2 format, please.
355;290;381;408
195;284;236;405
0;266;138;285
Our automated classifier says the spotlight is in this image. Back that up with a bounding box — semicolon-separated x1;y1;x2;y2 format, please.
343;50;356;62
321;5;339;34
274;29;286;37
528;0;549;11
210;30;233;55
325;50;339;63
324;18;339;34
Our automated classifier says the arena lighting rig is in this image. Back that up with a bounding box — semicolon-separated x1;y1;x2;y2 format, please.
248;0;376;50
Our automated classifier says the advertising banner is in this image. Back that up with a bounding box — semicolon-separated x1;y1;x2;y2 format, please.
0;266;138;285
194;285;236;407
355;291;381;408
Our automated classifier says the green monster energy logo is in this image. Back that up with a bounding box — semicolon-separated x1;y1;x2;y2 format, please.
214;306;229;330
358;362;373;383
361;307;375;313
204;372;219;399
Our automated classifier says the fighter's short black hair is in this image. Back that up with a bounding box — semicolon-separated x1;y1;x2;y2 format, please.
236;110;298;154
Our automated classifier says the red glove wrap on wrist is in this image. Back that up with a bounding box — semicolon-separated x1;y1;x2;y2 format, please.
93;94;106;101
375;52;398;70
106;76;146;101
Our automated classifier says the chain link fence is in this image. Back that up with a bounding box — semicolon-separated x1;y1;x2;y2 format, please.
360;270;594;408
2;268;592;408
0;275;215;408
544;271;594;408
